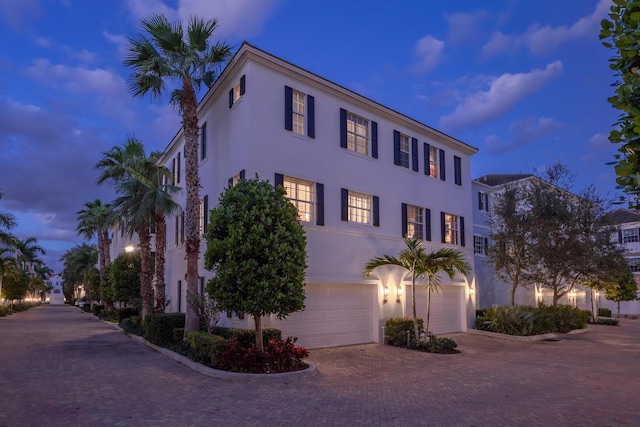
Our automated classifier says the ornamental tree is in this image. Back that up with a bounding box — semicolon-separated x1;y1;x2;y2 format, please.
204;176;307;351
605;272;638;317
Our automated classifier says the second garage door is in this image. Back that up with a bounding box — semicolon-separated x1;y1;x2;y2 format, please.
408;285;464;334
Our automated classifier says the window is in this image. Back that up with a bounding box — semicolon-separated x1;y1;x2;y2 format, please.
200;123;207;160
478;192;489;212
199;195;208;235
341;189;379;226
424;143;444;179
405;205;423;239
228;74;246;108
454;155;462;186
175;212;184;246
399;134;410;168
429;145;438;177
283;177;313;222
228;170;245;187
198;277;205;295
347;113;369;155
474;236;488;255
623;228;639;243
292;90;305;135
285;86;315;138
441;212;465;246
172;152;181;184
628;257;640;272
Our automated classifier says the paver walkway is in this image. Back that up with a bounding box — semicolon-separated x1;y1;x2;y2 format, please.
0;305;638;426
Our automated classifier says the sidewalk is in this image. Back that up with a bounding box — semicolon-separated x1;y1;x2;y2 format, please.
0;304;638;426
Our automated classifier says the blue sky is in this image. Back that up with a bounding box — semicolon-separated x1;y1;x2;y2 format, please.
0;0;618;272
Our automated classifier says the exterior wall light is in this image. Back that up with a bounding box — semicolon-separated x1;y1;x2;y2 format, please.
383;285;390;304
125;245;135;253
396;286;403;303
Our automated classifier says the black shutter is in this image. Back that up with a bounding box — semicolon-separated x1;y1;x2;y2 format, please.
239;169;245;180
424;143;431;176
425;208;431;241
228;88;234;108
228;177;233;187
441;211;446;243
200;123;207;160
439;149;446;181
484;237;489;254
284;86;293;131
172;158;176;185
478;192;482;210
307;95;315;138
454;156;462;185
401;203;408;237
393;130;401;165
486;194;489;211
203;195;209;234
373;196;380;227
460;216;465;246
371;121;378;158
618;230;623;244
411;137;418;171
316;183;324;226
239;75;245;95
340;108;347;148
274;173;284;188
341;188;348;221
180;213;185;244
175;215;179;246
177;152;181;184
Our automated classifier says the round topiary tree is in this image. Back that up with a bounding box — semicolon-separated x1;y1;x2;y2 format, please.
204;176;307;351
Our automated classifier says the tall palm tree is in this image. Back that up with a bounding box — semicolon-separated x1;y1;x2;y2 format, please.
14;237;45;273
124;14;232;331
76;199;116;304
0;191;17;247
364;238;471;339
60;244;99;303
96;137;180;318
0;248;18;303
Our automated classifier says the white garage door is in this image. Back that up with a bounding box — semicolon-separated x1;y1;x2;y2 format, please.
264;283;376;349
409;285;464;334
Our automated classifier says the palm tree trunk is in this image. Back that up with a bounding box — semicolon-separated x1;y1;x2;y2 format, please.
137;224;153;319
254;314;263;352
411;276;419;340
182;78;201;332
426;284;432;334
154;215;167;312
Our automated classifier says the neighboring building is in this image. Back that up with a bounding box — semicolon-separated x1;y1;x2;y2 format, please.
155;42;478;349
598;208;640;315
46;274;64;305
472;174;592;310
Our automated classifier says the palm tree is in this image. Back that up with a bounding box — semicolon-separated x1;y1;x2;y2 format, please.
60;244;99;303
0;191;17;247
124;14;232;331
76;199;116;304
97;137;180;318
364;238;471;339
0;248;18;303
14;237;45;272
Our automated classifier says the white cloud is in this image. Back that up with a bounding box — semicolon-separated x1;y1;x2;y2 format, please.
481;31;517;58
590;132;610;149
439;61;563;129
103;31;130;57
411;35;445;75
125;0;281;39
484;116;563;154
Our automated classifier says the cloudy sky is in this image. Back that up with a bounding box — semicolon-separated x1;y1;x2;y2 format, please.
0;0;619;272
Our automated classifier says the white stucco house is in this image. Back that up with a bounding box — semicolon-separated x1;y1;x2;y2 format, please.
46;274;64;305
154;42;478;349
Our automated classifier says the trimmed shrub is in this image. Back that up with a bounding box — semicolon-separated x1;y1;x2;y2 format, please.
598;308;612;317
592;318;619;326
82;304;91;313
172;328;184;343
385;317;424;347
413;333;458;353
210;326;282;348
116;307;139;324
92;305;105;316
0;306;13;317
144;313;185;346
215;337;309;373
121;316;144;336
476;304;590;336
185;331;226;367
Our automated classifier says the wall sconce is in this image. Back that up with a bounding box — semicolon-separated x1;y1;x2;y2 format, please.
125;245;135;253
468;287;475;295
383;285;390;304
537;291;543;299
396;286;403;303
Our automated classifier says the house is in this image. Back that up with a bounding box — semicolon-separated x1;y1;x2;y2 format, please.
46;274;64;305
597;208;640;315
156;42;478;349
472;174;594;311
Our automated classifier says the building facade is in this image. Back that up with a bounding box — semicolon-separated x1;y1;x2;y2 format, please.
157;43;478;348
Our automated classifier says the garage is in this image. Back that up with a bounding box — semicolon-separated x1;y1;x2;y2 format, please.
264;283;376;349
409;285;465;334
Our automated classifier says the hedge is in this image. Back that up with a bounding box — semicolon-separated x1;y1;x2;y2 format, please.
144;313;186;346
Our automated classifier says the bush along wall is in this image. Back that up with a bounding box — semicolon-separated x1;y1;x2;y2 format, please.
475;304;590;336
144;313;186;346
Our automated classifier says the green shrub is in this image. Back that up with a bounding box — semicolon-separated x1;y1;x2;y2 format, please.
476;304;590;336
144;313;185;346
121;316;144;336
12;302;30;312
385;317;424;347
0;306;13;317
592;318;619;326
412;333;458;353
92;305;105;316
185;331;226;367
210;327;282;348
116;307;139;324
598;308;612;317
215;337;309;373
173;327;184;342
98;310;117;322
82;304;91;313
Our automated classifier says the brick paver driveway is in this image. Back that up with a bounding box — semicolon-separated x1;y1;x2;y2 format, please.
0;305;638;426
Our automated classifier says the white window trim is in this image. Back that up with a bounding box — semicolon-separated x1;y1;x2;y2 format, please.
283;176;314;223
444;213;459;245
407;204;423;239
348;190;372;225
346;113;370;156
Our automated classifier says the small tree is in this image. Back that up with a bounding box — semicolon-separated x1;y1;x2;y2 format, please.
106;252;141;306
204;177;307;351
605;273;638;318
